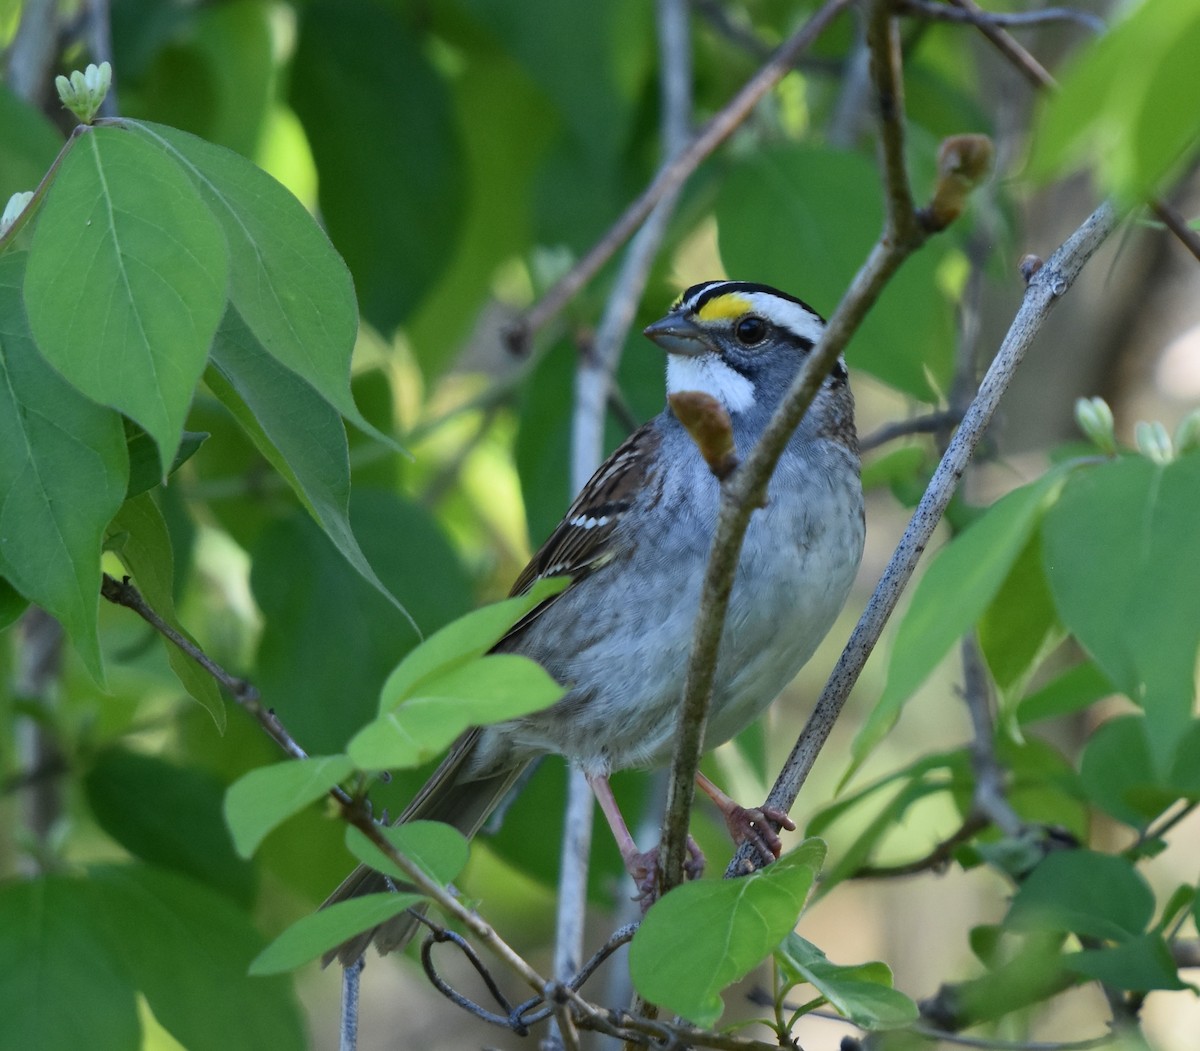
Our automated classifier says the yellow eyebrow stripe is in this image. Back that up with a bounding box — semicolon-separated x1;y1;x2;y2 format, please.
695;294;751;321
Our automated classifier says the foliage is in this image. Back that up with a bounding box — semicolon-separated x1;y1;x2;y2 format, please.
0;1;1198;1049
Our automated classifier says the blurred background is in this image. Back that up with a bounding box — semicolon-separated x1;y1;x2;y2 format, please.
1;0;1198;1048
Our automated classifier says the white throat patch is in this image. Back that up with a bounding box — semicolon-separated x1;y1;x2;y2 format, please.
666;354;755;413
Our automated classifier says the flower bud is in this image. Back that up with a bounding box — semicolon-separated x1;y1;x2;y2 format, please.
1074;396;1116;456
1134;420;1173;465
0;191;34;237
1174;409;1200;455
55;61;112;124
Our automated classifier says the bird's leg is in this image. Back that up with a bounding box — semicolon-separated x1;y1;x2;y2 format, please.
695;771;795;864
585;773;705;903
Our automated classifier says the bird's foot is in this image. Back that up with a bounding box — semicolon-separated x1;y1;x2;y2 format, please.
722;803;796;864
626;836;706;906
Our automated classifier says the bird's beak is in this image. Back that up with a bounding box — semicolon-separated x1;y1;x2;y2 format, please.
643;313;710;358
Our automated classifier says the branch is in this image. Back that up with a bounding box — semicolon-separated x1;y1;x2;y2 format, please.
850;813;987;879
961;633;1023;836
506;0;856;353
724;199;1117;879
553;2;695;1036
859;409;964;451
899;0;1105;35
661;0;993;893
99;574;342;786
941;0;1200;265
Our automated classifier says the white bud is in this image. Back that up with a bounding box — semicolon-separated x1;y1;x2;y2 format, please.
1174;410;1200;456
1074;396;1116;455
1134;420;1173;465
0;191;34;236
55;61;113;124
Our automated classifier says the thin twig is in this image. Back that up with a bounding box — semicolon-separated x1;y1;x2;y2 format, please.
946;0;1055;88
338;956;363;1051
859;409;965;451
850;812;987;879
867;0;919;240
939;0;1200;267
899;0;1105;35
659;0;951;893
961;634;1023;836
338;800;554;1000
725;199;1117;878
98;574;347;790
554;1;694;1030
507;0;855;352
1150;198;1200;263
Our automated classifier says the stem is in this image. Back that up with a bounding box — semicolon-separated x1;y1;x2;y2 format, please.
726;199;1118;877
509;0;855;351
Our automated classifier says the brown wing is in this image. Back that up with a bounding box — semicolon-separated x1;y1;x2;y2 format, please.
495;422;660;649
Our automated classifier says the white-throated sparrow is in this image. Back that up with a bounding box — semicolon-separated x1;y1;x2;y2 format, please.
324;280;865;964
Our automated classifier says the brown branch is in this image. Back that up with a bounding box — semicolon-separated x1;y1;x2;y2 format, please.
1151;198;1200;263
506;0;856;353
868;0;919;240
662;0;996;893
946;0;1055;88
98;573;346;793
942;0;1200;266
850;813;987;879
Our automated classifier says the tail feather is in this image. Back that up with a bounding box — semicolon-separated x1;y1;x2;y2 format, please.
321;731;528;966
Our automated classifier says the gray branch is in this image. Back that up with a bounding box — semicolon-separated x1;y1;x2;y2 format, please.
725;199;1118;877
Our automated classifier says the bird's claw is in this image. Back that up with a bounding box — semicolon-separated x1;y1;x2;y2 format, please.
626;836;707;907
724;804;795;864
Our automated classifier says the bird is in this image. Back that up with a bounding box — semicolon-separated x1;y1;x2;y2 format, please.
322;280;865;965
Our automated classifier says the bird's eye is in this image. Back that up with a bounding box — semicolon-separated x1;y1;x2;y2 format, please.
734;315;768;346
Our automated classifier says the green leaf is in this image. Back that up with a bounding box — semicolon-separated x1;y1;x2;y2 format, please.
816;759;964;893
124;423;207;498
349;654;564;770
290;0;464;331
84;747;254;906
405;52;555;375
249;892;423;975
343;821;470;886
120;0;274;158
1006;851;1154;942
224;755;353;858
1043;452;1200;767
206;306;404;613
716;145;955;401
0;252;128;681
107;494;225;728
0;577;28;630
381;577;569;705
1079;716;1166;829
777;934;918;1030
850;468;1070;778
125;121;392;447
0;875;141;1050
24;124;228;466
89;865;304;1050
249;493;474;754
978;529;1063;703
0;82;63;204
1017;662;1114;725
629;840;825;1026
0;866;304;1051
1027;0;1200;203
1065;934;1187;992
